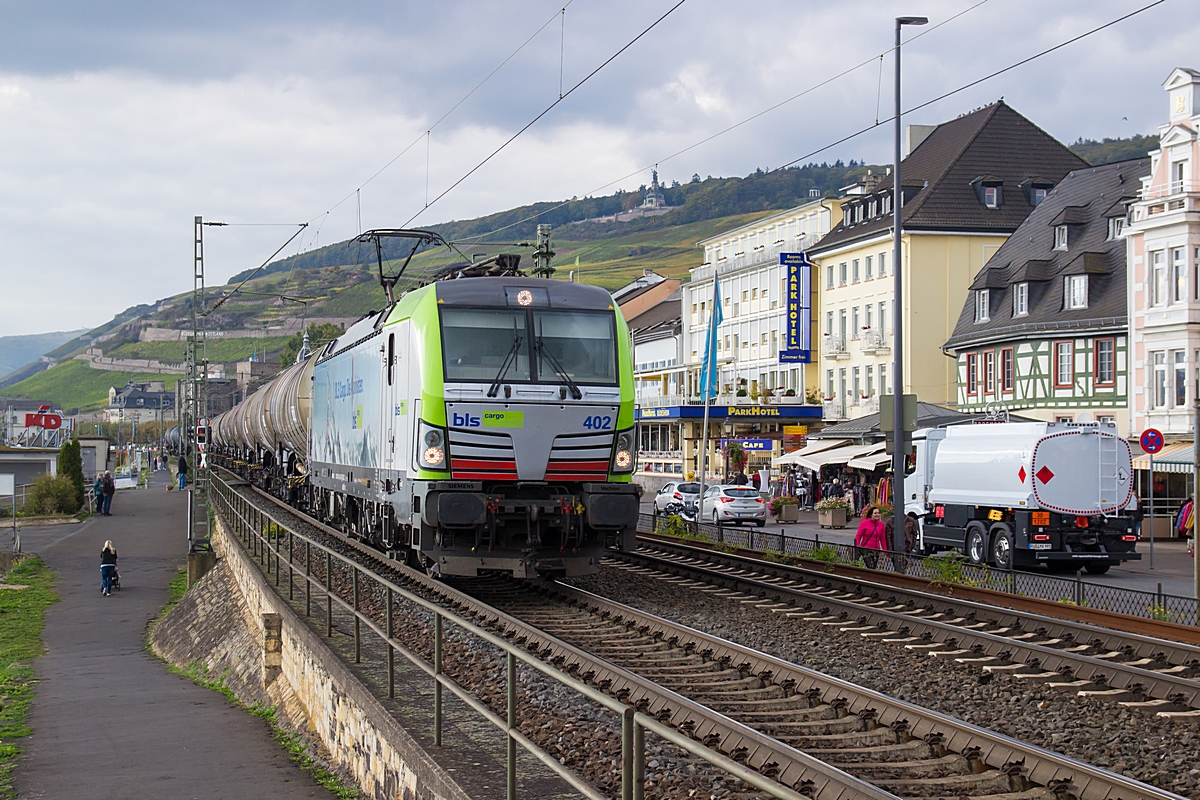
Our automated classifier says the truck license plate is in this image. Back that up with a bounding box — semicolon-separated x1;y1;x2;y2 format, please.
1028;543;1051;550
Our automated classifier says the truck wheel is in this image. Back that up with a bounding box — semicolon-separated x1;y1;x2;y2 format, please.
1084;562;1112;575
990;525;1014;570
965;525;987;565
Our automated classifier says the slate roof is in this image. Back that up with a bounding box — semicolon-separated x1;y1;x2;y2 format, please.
810;102;1088;255
943;158;1150;352
628;291;682;342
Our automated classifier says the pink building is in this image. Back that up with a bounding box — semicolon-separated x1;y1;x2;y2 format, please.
1127;67;1200;440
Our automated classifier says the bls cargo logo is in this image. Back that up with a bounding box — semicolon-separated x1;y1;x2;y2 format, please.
452;410;525;428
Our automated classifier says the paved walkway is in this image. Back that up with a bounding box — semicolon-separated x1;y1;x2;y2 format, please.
15;474;331;800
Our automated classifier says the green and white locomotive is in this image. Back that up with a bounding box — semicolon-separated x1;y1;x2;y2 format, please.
210;234;640;578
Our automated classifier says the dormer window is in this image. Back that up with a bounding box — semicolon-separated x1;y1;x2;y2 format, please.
984;186;1000;208
868;199;878;218
1032;187;1048;206
1020;179;1054;207
972;176;1004;209
1053;225;1068;250
1064;275;1088;310
1012;282;1029;317
974;290;990;323
1107;217;1125;240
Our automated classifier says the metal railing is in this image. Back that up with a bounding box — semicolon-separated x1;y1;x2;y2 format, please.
209;476;809;800
640;513;1200;627
1140;179;1197;201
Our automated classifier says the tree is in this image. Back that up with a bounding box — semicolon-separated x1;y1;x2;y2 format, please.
58;438;86;512
279;322;345;367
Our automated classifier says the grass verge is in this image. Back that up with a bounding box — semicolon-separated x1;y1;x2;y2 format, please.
0;556;59;799
148;569;362;799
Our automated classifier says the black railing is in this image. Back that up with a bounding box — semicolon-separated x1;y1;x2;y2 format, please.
638;514;1199;627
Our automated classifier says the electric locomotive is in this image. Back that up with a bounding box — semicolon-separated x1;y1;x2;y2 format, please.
209;239;639;578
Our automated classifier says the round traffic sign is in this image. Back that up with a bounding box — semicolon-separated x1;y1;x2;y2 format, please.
1140;428;1165;454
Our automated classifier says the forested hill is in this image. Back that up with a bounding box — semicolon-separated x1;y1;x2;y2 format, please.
1069;133;1158;165
231;162;882;281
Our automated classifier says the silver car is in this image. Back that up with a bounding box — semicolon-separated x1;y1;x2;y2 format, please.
700;485;766;527
653;481;702;515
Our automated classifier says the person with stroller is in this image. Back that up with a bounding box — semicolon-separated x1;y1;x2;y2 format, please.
100;540;118;596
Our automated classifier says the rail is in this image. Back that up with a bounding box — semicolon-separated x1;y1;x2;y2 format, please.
209;473;849;800
640;513;1200;627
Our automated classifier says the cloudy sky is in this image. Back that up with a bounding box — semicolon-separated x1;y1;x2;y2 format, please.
0;0;1193;336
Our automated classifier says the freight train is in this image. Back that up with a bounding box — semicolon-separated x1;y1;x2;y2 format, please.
209;259;640;578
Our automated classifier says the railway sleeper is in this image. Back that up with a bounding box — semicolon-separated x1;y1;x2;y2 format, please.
841;752;978;779
722;705;841;723
756;715;871;736
808;738;936;764
778;726;901;749
875;767;1014;797
689;685;786;702
655;672;763;691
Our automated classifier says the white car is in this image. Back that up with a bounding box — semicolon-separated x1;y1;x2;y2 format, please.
700;485;766;527
653;481;702;514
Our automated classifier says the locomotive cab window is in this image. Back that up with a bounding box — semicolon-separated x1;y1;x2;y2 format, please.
533;311;617;385
387;333;395;385
441;308;530;382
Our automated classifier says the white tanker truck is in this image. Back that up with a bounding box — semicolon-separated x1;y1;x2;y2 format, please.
905;420;1141;575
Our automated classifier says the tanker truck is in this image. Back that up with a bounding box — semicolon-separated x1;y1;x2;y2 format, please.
906;420;1141;575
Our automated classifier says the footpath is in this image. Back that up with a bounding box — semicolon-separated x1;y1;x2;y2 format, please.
14;472;331;800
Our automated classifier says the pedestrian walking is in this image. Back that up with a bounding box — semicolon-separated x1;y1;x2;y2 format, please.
854;505;887;569
177;455;188;490
92;473;104;514
100;540;118;596
101;471;116;516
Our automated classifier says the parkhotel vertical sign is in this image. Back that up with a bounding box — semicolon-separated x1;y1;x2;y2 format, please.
779;252;813;363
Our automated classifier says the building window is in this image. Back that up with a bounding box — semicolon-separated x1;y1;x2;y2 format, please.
1032;187;1048;206
879;301;887;334
1151;250;1166;306
879;364;888;396
826;370;834;400
1173;247;1187;303
865;304;874;330
1095;338;1115;386
852;367;861;402
865;255;873;279
1064;275;1088;310
1153;351;1167;408
851;307;860;338
866;365;874;396
825;311;834;336
1054;341;1073;388
1172;160;1187;194
1053;225;1068;250
984;351;995;394
984;186;1000;208
839;262;848;286
838;309;847;342
878;252;887;276
826;264;835;289
1175;350;1188;407
966;353;978;395
852;259;860;283
1107;216;1124;240
974;290;990;322
1001;348;1014;391
1013;282;1028;317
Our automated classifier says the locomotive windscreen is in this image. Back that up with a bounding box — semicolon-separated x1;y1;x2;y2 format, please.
440;306;616;385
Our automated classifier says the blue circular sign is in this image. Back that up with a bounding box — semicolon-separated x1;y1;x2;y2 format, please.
1140;428;1165;454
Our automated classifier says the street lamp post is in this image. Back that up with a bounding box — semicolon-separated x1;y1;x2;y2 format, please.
892;14;927;554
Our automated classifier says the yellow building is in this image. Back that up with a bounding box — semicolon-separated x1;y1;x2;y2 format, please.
808;102;1088;419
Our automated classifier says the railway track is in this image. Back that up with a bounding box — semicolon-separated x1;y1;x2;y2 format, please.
619;538;1200;716
217;474;1191;800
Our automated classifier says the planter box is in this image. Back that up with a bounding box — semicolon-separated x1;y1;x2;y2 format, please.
818;507;847;529
774;504;800;522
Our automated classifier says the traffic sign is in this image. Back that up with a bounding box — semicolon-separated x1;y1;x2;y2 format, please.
1140;428;1165;454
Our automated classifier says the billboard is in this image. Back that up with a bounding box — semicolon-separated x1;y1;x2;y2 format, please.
779;252;813;363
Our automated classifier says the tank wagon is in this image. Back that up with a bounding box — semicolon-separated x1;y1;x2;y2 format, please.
908;421;1141;574
210;274;640;578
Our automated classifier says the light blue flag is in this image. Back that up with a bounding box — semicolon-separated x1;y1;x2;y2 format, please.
697;279;724;401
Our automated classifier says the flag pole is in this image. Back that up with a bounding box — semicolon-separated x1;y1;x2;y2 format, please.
697;273;721;521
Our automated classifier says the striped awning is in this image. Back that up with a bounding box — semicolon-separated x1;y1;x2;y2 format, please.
1132;441;1196;474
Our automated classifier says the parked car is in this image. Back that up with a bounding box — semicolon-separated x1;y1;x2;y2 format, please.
653;481;702;517
700;485;766;527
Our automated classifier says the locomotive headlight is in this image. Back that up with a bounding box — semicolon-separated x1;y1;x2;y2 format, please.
417;421;448;470
611;428;636;474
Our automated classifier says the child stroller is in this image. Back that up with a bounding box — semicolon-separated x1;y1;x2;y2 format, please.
100;565;121;595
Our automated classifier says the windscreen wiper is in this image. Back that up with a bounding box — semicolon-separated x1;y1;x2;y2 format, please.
487;326;523;398
536;338;582;399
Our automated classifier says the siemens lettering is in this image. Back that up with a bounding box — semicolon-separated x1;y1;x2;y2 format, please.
334;377;364;400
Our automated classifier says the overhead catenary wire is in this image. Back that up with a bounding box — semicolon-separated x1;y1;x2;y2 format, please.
448;0;988;246
205;224;308;315
402;0;690;228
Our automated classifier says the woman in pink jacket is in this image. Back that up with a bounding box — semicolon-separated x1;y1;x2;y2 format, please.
854;506;887;568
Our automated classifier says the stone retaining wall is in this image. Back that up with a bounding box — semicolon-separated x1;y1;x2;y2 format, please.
150;517;470;800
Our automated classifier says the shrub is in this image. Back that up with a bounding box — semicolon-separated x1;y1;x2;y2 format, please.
806;544;842;563
785;388;797;397
58;439;85;512
655;514;688;539
735;389;748;397
27;474;80;516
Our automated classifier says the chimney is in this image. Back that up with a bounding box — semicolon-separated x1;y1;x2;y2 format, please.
903;124;936;158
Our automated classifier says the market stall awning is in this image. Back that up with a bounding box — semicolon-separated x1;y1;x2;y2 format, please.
1133;441;1196;474
847;449;893;470
772;439;849;467
790;442;883;472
